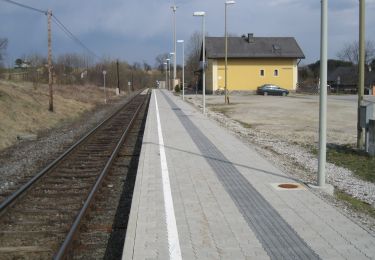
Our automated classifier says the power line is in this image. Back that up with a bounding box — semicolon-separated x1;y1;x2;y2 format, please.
52;15;99;60
0;0;47;14
1;0;99;60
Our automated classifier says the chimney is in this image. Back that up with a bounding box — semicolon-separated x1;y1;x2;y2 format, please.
248;33;254;43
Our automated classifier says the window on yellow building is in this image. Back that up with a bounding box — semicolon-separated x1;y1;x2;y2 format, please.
260;69;265;76
274;69;279;76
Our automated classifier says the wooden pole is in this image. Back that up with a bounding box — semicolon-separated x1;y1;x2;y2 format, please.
116;59;120;94
47;10;53;112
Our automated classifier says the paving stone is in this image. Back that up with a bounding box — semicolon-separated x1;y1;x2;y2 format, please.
122;90;375;260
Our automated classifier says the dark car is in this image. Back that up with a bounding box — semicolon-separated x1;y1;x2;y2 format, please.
256;84;289;96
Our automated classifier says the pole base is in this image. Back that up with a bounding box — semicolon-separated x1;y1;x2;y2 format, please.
308;183;334;196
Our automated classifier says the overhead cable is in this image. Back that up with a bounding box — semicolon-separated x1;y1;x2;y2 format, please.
52;15;99;60
1;0;99;60
0;0;47;14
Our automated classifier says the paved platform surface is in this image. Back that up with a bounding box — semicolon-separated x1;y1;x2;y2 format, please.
123;89;375;260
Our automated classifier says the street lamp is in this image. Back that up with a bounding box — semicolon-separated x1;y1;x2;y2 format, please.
166;58;171;90
102;70;107;104
171;3;177;93
163;62;168;89
193;11;206;114
177;40;185;100
318;0;327;187
225;1;235;104
170;52;175;90
357;0;366;149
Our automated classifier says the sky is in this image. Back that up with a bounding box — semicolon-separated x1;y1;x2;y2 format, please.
0;0;375;67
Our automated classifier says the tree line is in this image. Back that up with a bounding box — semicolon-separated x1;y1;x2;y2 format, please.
0;38;162;92
1;34;374;91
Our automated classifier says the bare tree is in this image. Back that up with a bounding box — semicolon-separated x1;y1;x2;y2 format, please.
0;38;8;67
154;53;170;73
143;61;152;72
185;31;203;85
24;53;47;67
337;40;375;65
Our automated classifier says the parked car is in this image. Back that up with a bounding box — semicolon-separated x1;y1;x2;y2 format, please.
256;84;289;96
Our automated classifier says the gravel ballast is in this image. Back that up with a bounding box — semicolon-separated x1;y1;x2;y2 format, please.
0;94;135;194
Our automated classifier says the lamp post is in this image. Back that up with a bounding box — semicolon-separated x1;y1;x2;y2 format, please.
163;62;168;89
177;40;185;100
318;0;328;187
225;1;235;104
166;58;171;90
171;3;177;92
170;52;175;90
357;0;366;149
193;11;206;114
102;70;107;104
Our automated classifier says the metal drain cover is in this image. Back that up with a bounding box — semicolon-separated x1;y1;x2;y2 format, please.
278;183;299;189
271;183;306;191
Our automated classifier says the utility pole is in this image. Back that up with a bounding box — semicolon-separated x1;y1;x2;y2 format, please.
318;0;328;187
357;0;366;149
47;9;53;112
116;59;120;94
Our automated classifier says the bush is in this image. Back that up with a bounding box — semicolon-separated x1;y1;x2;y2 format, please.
174;85;180;92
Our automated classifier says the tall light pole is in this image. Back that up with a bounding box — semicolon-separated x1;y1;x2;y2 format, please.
318;0;328;187
166;58;171;91
170;52;175;90
225;1;235;105
193;11;206;114
357;0;366;149
102;70;107;104
177;40;185;100
171;3;177;90
163;62;168;89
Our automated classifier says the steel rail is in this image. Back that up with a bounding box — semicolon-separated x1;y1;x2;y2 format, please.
0;92;141;214
53;93;146;260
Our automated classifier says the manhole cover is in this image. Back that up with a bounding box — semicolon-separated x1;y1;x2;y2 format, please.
271;183;306;191
278;183;299;189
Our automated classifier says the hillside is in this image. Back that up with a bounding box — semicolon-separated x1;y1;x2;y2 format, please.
0;80;117;150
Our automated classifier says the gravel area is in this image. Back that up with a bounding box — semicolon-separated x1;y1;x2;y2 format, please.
0;93;136;194
186;94;375;233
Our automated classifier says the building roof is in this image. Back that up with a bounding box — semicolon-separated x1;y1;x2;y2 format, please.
204;35;305;59
328;66;375;86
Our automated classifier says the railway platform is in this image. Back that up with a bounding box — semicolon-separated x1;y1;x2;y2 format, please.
123;89;375;260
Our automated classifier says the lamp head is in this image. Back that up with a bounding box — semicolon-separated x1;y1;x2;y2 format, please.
225;0;236;5
193;11;205;16
177;40;184;43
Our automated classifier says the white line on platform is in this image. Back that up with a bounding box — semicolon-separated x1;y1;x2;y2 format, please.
154;91;182;260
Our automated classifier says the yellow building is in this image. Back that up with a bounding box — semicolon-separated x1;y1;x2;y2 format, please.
203;34;305;93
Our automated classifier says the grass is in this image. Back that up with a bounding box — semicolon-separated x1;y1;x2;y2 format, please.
210;106;232;116
335;190;375;218
0;80;114;150
327;144;375;183
310;144;375;183
234;120;253;129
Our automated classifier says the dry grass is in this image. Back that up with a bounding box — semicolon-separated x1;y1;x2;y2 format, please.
0;80;118;150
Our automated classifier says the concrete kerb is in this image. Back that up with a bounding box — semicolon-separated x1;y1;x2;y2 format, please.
307;183;335;196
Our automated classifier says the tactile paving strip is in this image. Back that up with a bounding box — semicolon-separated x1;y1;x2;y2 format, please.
162;92;320;260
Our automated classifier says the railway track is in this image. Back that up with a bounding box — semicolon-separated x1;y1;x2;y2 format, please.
0;90;150;259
